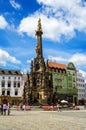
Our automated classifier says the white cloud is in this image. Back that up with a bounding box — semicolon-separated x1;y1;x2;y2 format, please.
69;53;86;66
37;0;82;8
78;69;86;77
10;0;21;9
48;52;86;68
27;60;31;64
0;49;21;66
37;0;55;6
18;14;75;41
78;69;86;82
18;16;38;37
18;0;86;41
48;55;67;63
0;15;8;29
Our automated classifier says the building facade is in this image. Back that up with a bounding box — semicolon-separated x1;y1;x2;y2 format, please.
0;69;22;105
76;71;85;105
85;83;86;100
48;62;78;104
22;73;29;104
48;62;67;92
66;62;77;104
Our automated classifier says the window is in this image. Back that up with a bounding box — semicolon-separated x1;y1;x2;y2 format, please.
54;69;56;72
2;76;5;79
2;81;5;87
2;90;5;95
8;71;11;74
14;77;16;80
18;77;20;80
67;71;70;74
56;69;58;72
2;70;5;74
18;82;20;87
73;84;75;88
52;68;54;72
15;71;18;74
8;77;11;79
68;83;72;87
73;73;75;76
14;82;16;87
15;91;18;95
73;78;75;82
7;91;10;96
8;81;11;87
68;76;72;80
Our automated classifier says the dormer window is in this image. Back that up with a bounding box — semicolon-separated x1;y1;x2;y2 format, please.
15;71;18;74
8;71;11;74
2;70;5;74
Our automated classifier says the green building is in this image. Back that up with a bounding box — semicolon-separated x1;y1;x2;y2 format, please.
48;62;78;104
66;62;77;104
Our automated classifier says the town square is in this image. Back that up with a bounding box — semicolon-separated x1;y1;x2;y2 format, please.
0;107;86;130
0;0;86;130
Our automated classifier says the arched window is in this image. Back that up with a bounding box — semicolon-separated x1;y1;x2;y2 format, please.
15;90;18;95
2;81;5;87
8;81;11;87
2;90;5;95
14;81;16;87
7;90;10;96
18;82;20;87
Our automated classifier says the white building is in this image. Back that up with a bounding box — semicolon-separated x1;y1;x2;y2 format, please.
76;71;85;104
0;69;22;105
85;83;86;100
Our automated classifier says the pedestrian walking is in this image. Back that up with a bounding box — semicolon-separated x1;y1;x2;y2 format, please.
84;103;86;109
57;104;61;112
0;104;1;115
1;104;3;115
7;103;10;115
3;103;7;115
22;104;26;110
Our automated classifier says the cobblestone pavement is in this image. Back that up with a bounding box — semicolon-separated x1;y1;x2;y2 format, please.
0;109;86;130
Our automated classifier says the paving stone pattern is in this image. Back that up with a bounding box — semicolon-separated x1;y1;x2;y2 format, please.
0;109;86;130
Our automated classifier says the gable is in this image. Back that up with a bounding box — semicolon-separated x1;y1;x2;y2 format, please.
67;62;76;70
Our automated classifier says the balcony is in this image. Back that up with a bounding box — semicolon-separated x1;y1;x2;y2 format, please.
56;87;78;95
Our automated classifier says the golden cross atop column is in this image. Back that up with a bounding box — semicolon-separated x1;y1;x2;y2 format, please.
37;18;42;31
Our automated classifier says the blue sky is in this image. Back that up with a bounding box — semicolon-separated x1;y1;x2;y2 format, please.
0;0;86;78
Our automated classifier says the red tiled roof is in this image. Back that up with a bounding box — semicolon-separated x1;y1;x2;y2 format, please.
48;62;66;69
